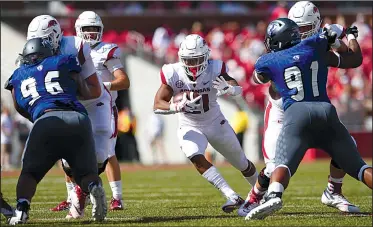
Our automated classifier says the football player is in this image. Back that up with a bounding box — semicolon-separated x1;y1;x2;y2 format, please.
153;34;259;213
238;1;363;216
5;38;107;224
26;15;110;219
52;11;130;211
245;18;372;220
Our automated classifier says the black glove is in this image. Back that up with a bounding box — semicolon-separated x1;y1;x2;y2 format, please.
322;27;337;45
345;26;359;39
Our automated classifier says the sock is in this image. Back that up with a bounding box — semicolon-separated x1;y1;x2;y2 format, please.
244;171;259;188
268;182;284;194
17;198;30;205
66;182;75;202
253;185;266;195
109;181;123;200
327;175;343;194
202;166;236;199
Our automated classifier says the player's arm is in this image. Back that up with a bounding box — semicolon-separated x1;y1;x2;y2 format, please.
153;84;177;115
70;71;98;100
326;26;362;69
79;42;101;99
103;47;130;91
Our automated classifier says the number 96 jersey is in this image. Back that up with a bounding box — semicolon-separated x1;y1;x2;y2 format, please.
255;32;330;111
160;59;228;126
5;54;86;122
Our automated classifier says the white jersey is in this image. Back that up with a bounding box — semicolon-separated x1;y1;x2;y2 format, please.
91;42;122;103
59;36;107;108
161;59;228;126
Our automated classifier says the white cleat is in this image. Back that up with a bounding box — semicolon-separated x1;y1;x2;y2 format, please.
67;185;87;219
7;201;29;225
238;201;260;217
245;197;282;220
90;184;107;221
321;189;360;213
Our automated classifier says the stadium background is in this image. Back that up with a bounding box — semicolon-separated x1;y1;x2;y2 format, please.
1;1;372;167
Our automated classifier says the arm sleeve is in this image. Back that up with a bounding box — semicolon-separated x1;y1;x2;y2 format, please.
79;41;96;80
220;61;229;74
103;47;123;73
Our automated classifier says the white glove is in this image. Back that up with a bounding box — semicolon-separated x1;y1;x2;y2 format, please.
170;92;202;113
324;23;345;38
212;76;234;96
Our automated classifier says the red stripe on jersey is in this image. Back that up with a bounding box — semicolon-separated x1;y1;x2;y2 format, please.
262;101;272;160
220;62;227;74
107;47;118;61
160;69;167;85
78;41;86;65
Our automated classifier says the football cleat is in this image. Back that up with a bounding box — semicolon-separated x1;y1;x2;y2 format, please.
110;198;124;211
237;189;263;217
221;194;244;213
1;196;14;220
50;200;70;212
8;201;29;225
66;185;87;219
321;188;360;213
245;192;283;220
89;184;107;221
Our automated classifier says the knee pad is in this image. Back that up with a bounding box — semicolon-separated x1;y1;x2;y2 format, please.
97;159;109;175
330;159;341;169
258;167;270;189
61;159;73;178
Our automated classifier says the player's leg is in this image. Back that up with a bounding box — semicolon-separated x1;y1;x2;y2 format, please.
206;117;259;212
50;159;76;212
239;101;283;216
178;125;242;213
63;111;107;221
246;103;312;220
9;113;65;224
321;157;360;213
322;104;372;189
106;136;125;211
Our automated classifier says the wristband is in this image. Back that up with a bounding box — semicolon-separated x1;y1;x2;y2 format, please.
169;103;177;112
347;34;356;42
103;82;112;90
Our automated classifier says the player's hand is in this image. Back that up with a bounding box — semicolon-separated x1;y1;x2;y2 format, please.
170;93;201;113
323;27;338;45
184;94;202;112
213;76;233;96
345;26;359;39
323;23;345;39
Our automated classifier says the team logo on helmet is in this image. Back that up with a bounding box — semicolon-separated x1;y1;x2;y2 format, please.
175;80;184;88
47;20;58;28
313;6;318;13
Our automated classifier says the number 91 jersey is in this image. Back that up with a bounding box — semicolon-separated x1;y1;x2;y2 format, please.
160;59;228;126
255;32;330;111
5;54;86;122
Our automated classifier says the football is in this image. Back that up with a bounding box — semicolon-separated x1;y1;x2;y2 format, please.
172;91;199;103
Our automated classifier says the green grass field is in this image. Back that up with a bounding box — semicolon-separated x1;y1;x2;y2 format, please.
1;160;372;226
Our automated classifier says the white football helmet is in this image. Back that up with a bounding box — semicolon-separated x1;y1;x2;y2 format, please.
178;34;210;80
288;1;321;39
27;15;63;52
75;11;104;46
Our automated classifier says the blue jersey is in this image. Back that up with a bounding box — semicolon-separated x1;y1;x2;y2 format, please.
255;32;330;111
5;54;87;122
